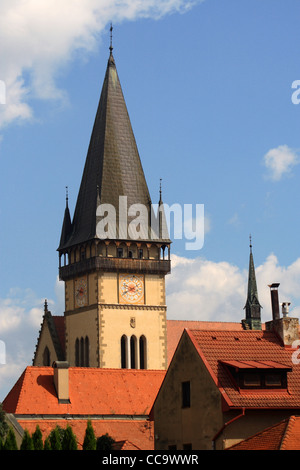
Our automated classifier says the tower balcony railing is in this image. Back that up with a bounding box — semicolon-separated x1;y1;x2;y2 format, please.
59;255;171;280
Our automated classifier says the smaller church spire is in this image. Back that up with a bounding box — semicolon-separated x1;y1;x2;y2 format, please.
242;236;262;330
58;186;72;250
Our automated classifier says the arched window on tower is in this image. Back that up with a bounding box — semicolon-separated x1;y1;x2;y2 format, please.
121;334;147;369
75;338;80;366
121;335;128;369
130;336;137;369
75;336;90;367
85;336;89;367
43;346;50;366
80;337;84;366
139;335;147;369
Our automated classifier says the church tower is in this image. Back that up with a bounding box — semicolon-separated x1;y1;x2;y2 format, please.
57;45;171;370
242;237;262;330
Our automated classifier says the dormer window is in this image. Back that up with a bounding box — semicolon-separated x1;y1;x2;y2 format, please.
221;360;291;391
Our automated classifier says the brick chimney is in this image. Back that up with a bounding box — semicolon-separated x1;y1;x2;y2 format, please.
266;283;299;347
53;361;70;403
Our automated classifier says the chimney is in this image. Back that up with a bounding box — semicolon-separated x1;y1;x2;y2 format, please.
282;302;291;318
269;283;280;320
53;361;70;403
266;284;299;347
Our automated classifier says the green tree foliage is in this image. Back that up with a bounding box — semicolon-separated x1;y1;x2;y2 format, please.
32;425;44;450
62;425;77;450
20;429;34;450
43;436;51;450
82;420;96;450
49;426;62;450
96;433;115;451
0;403;8;441
3;427;18;450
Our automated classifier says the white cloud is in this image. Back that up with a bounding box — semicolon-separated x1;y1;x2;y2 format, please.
263;145;299;181
166;253;300;323
166;254;246;322
0;0;202;128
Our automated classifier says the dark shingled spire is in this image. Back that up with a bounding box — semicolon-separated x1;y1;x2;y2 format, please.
58;187;72;250
242;236;262;330
59;51;154;249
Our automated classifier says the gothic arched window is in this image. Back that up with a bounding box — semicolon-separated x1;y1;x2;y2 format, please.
121;335;127;369
85;336;89;367
139;335;147;370
130;335;137;369
75;337;90;367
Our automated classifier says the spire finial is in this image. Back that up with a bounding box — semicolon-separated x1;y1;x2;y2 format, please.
249;234;252;252
65;186;69;207
109;23;113;55
159;178;162;204
44;299;48;314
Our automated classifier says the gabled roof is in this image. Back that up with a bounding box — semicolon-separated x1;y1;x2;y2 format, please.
228;416;300;450
2;366;165;416
59;52;155;249
185;328;300;409
32;312;65;364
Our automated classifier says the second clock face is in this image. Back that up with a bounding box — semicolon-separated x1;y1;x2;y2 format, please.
119;274;144;304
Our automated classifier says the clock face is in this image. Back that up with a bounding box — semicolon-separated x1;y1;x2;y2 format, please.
75;277;87;307
119;274;144;305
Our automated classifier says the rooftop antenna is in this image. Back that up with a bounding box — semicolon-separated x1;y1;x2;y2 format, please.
109;23;113;55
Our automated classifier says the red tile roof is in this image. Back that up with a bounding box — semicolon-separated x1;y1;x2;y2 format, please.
186;329;300;409
17;419;154;450
228;416;300;450
3;367;165;450
113;440;141;450
2;367;165;416
167;320;244;364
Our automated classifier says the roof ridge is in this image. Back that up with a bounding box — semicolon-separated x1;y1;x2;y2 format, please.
227;419;288;450
2;367;27;412
279;415;296;449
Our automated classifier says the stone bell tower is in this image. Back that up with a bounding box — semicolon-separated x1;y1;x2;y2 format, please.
57;44;171;370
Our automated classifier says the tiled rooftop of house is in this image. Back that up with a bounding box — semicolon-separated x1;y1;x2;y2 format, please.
2;366;165;449
186;328;300;408
2;366;165;416
228;416;300;450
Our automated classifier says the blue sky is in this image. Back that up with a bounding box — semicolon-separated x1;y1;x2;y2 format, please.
0;0;299;399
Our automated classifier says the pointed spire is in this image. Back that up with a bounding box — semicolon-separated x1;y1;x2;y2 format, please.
58;186;72;250
59;48;154;249
242;236;262;330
